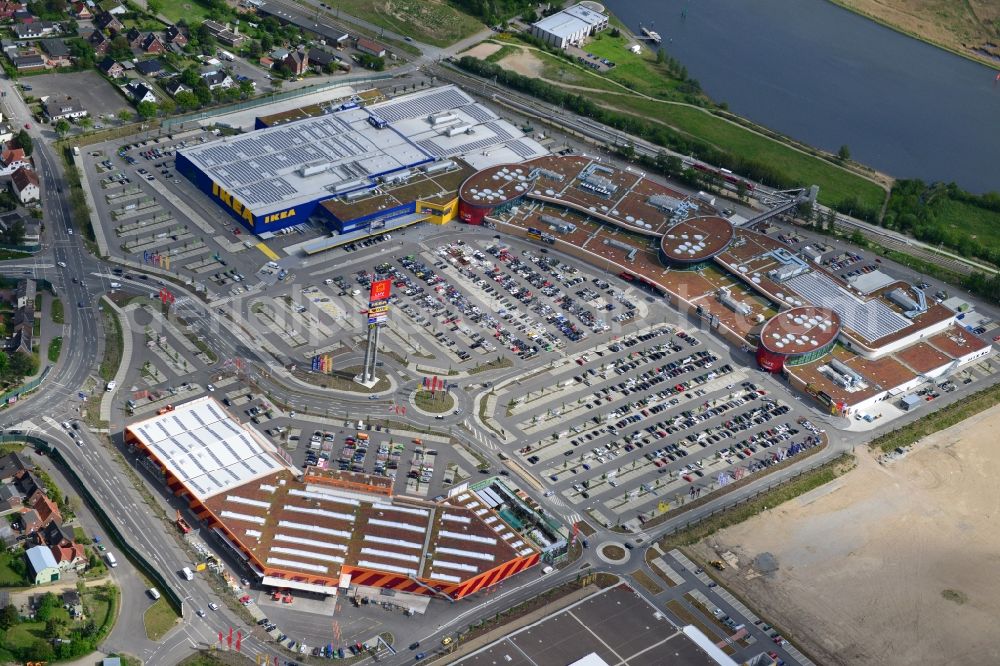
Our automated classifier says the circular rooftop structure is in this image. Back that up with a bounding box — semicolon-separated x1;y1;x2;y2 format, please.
759;306;841;357
458;163;535;209
658;216;735;265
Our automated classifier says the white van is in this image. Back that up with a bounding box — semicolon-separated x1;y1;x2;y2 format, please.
105;552;118;567
181;567;194;581
147;588;161;600
542;566;554;575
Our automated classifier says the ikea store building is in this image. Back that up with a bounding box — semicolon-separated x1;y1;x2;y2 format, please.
176;86;548;236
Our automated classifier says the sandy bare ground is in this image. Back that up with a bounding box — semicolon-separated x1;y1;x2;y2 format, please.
691;404;1000;666
458;42;504;60
498;50;544;78
835;0;1000;61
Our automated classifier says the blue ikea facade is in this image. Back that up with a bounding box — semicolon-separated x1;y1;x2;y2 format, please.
176;102;434;235
176;152;322;233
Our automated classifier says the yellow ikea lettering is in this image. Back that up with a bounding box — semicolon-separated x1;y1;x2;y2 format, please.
263;209;297;224
212;182;254;224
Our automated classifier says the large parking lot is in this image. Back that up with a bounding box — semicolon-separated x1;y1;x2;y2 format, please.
489;324;824;531
22;71;129;121
455;585;717;666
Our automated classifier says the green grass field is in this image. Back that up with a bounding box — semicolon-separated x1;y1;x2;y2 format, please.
590;94;886;210
159;1;212;24
47;336;62;363
4;621;45;651
0;551;28;586
51;298;63;324
325;0;483;47
583;32;684;99
934;198;1000;249
415;389;454;413
144;597;180;641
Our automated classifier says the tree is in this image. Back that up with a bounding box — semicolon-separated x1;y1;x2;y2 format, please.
260;33;274;52
78;115;93;130
1;216;25;245
136;101;158;119
14;129;32;155
0;604;18;630
180;65;201;87
54;118;71;137
117;109;134;123
238;78;255;97
174;90;199;110
837;144;851;161
109;34;131;61
656;48;665;64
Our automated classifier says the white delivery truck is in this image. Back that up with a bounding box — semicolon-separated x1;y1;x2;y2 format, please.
181;566;194;580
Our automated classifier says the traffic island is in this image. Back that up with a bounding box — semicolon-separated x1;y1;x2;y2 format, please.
598;542;630;565
413;389;456;415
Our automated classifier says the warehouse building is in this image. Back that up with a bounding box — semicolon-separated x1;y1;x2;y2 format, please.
530;3;608;49
124;398;539;598
177;85;546;236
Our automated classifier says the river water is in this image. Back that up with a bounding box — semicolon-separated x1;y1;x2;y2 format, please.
601;0;1000;194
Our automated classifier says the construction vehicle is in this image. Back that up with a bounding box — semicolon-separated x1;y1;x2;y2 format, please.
710;560;726;571
175;509;191;534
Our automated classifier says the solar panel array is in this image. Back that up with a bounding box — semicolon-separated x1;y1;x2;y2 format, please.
131;398;283;500
785;272;910;342
372;86;472;122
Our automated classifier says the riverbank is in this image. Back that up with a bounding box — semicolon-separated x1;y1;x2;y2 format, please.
826;0;1000;70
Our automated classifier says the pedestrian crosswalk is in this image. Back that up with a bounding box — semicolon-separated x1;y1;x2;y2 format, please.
564;512;582;526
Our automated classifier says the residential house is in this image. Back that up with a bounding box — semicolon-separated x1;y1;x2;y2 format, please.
0;2;22;21
164;24;187;47
50;542;86;571
12;53;45;71
13;21;58;40
0;484;19;515
140;32;164;54
124;27;143;50
355;37;386;57
201;69;233;90
98;56;124;78
307;47;338;73
134;58;163;76
61;590;84;617
97;0;126;15
22;220;39;244
258;55;273;69
40;38;72;67
15;278;35;310
0;145;29;175
0;452;32;483
25;545;60;584
89;29;110;55
0;522;16;547
124;80;157;104
201;20;247;47
14;469;41;498
43;95;88;121
283;49;308;76
12;8;31;22
71;1;93;20
28;489;61;530
162;77;190;97
41;521;74;548
93;12;124;35
19;508;42;533
9;279;35;355
11;166;40;203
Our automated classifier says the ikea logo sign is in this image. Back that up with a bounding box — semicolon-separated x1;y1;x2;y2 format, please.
212;182;254;225
264;209;296;224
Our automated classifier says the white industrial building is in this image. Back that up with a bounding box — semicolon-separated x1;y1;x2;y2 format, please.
530;3;608;49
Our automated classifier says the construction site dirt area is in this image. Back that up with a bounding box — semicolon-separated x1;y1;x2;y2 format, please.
690;404;1000;666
